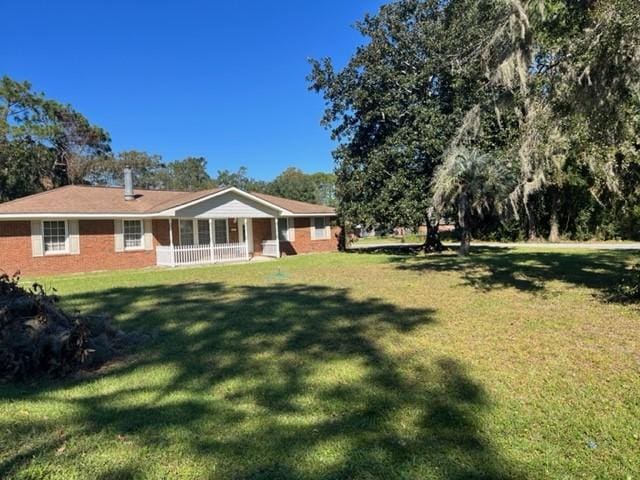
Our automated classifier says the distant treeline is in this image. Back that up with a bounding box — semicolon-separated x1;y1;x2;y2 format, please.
0;76;335;206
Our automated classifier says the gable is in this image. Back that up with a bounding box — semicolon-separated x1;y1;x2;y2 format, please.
174;191;280;219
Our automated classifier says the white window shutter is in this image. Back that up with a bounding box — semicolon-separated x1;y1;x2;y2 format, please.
144;219;153;250
68;220;80;254
114;219;124;252
30;221;43;257
289;217;295;242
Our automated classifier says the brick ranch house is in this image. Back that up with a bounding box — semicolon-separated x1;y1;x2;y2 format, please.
0;177;339;276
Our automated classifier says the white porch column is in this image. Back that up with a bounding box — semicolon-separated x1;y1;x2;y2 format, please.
274;217;280;258
243;218;249;259
168;218;175;267
208;218;214;262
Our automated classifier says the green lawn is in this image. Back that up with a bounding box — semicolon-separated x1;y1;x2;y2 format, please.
1;248;639;479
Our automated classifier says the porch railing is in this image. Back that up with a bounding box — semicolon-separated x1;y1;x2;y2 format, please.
156;242;250;267
261;240;279;258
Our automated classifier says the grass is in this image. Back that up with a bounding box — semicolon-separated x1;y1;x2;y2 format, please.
1;247;639;479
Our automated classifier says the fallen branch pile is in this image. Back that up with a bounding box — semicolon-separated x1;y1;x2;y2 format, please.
0;271;129;381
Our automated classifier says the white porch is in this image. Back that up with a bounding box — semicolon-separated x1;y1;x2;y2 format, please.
154;189;291;267
155;217;284;267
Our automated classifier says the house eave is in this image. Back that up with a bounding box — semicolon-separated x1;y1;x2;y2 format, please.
285;212;336;217
0;213;167;220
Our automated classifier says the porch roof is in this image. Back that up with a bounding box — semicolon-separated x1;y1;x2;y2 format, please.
0;185;335;219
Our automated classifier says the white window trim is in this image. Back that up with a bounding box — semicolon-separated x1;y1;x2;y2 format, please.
278;217;293;242
123;219;145;251
288;217;295;242
42;219;69;255
311;216;330;240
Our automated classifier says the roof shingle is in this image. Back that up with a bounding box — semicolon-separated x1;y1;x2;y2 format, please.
251;192;335;214
0;185;335;216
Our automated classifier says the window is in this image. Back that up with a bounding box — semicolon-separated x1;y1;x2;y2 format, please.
312;217;329;240
197;220;210;245
214;219;228;244
179;220;194;245
123;220;143;249
278;218;289;241
43;220;67;253
179;219;227;245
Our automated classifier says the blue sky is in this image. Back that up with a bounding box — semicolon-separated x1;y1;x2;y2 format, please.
3;0;386;180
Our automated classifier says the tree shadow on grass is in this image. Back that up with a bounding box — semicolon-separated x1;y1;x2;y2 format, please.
347;244;430;255
376;246;636;298
1;282;522;479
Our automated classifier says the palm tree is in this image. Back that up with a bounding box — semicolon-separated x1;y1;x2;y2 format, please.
432;147;515;255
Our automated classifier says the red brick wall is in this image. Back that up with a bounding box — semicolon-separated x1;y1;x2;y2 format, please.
0;220;158;277
154;219;173;246
0;216;340;276
279;217;340;255
251;218;272;254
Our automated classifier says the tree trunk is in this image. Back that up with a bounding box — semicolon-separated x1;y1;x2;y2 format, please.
526;206;538;241
459;227;471;255
457;192;471;255
548;188;560;242
337;217;347;252
423;216;443;253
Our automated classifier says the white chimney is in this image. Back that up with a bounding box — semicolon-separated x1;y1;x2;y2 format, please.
123;167;135;201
